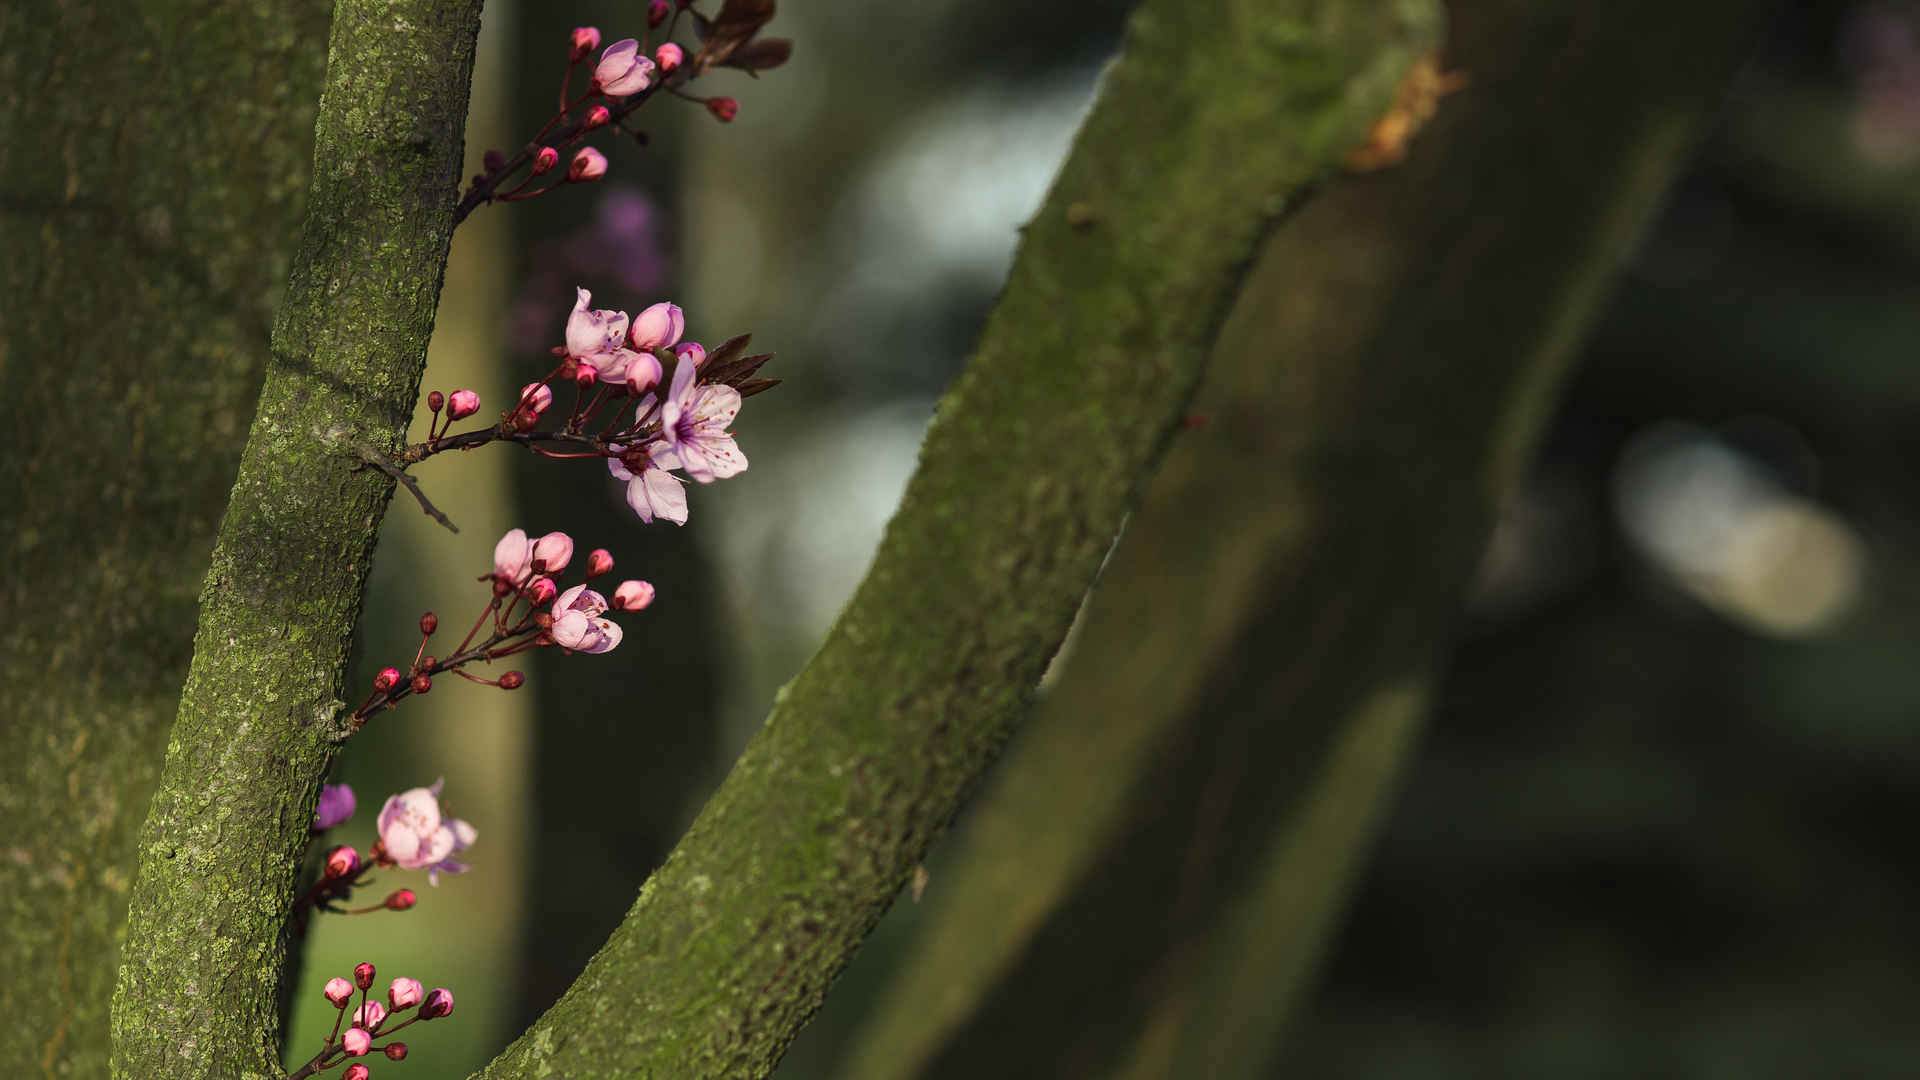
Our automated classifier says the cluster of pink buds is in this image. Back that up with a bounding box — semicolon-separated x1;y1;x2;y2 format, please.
346;528;655;725
454;0;791;225
420;388;482;446
286;962;453;1080
391;293;775;531
295;780;474;928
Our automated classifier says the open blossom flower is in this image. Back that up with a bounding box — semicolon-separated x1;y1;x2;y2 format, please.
312;783;355;831
564;287;656;388
658;354;748;482
609;441;688;525
549;584;623;654
377;780;477;885
593;38;654;96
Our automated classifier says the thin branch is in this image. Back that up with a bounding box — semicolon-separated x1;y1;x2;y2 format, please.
355;444;458;533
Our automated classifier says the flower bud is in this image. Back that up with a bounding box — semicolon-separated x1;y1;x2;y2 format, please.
343;1027;372;1056
499;670;526;690
447;389;480;420
420;987;455;1020
532;146;560;175
527;576;558;607
585;105;611;131
655;42;683;73
417;655;435;673
353;1000;386;1029
513;382;553;430
483;148;506;173
384;1042;409;1060
324;845;361;880
388;977;424;1009
629;301;684;350
612;580;655;612
354;961;376;989
344;1065;371;1080
409;673;432;695
426;389;445;413
569;147;608;183
569;25;601;61
575;360;599;388
707;97;739;122
647;0;669;27
531;532;574;574
313;783;356;832
324;977;354;1006
385;889;416;911
587;548;615;578
419;612;437;635
674;341;706;366
373;668;401;692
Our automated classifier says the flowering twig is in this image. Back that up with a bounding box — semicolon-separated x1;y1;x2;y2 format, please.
285;962;454;1080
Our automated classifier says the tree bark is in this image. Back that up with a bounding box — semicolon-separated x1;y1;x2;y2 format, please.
472;1;1439;1076
839;2;1775;1077
106;0;482;1074
0;0;330;1073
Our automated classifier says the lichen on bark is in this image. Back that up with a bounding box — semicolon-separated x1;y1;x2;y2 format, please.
473;1;1439;1076
106;0;483;1075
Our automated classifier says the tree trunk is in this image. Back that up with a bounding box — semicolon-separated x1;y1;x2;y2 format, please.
839;2;1774;1077
0;0;329;1072
473;1;1439;1075
105;0;482;1074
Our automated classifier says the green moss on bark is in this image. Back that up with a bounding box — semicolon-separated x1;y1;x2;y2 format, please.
0;1;331;1075
840;3;1774;1076
105;1;481;1076
473;2;1438;1077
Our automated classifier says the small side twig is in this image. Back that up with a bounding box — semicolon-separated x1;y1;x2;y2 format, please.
355;445;459;533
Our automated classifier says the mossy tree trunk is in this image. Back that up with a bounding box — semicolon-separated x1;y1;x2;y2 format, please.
0;0;329;1073
102;0;483;1075
838;2;1774;1077
473;1;1439;1076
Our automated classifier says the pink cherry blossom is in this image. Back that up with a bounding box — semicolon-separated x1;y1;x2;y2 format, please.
655;42;684;73
353;1000;386;1029
629;301;684;350
324;977;354;1006
420;987;455;1020
593;39;654;97
608;442;688;525
342;1027;372;1056
376;780;477;885
343;1065;371;1080
658;354;747;482
513;382;553;427
446;389;480;420
531;531;574;574
612;580;655;611
565;288;627;359
388;977;423;1010
492;528;533;586
569;26;601;60
673;340;706;366
549;585;623;654
569;147;608;182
